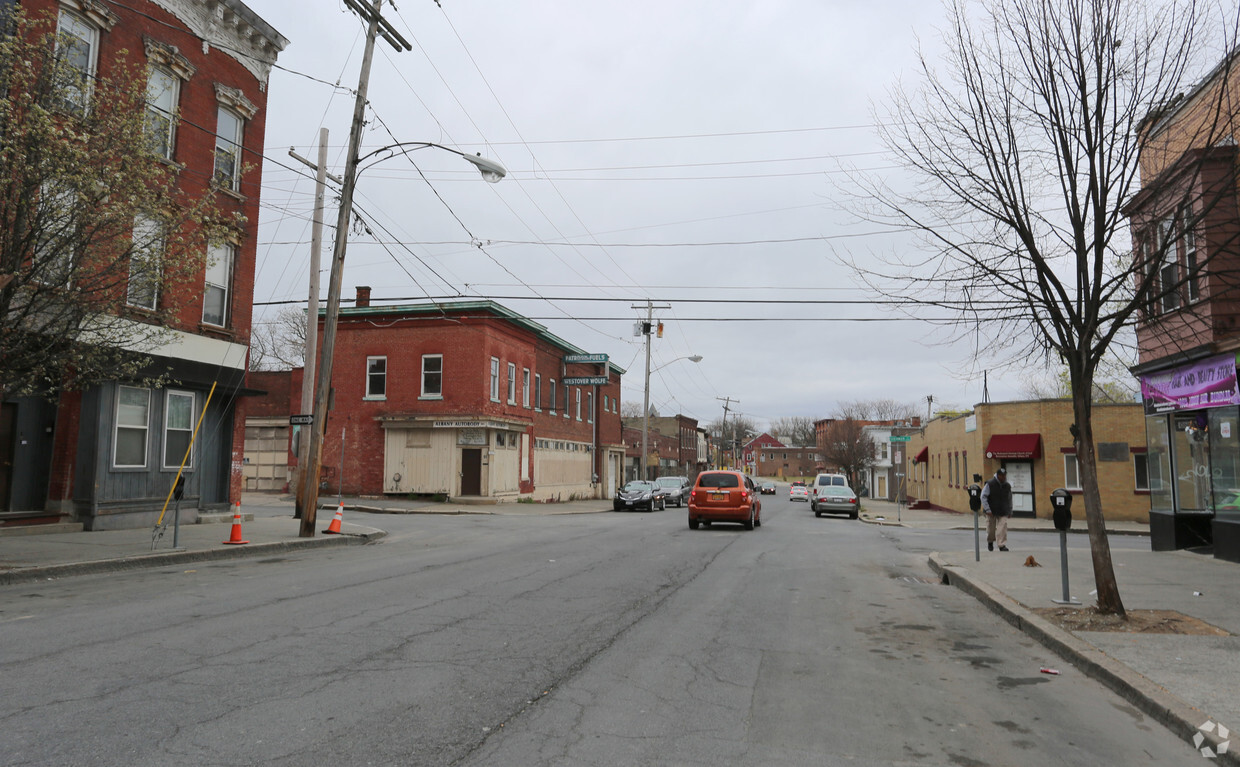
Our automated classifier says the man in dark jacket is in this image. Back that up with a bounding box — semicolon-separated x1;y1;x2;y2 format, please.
980;467;1012;551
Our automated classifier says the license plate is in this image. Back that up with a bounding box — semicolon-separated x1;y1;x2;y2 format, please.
711;492;728;501
626;501;634;506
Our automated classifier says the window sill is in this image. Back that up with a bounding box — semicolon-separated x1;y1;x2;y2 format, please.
197;323;235;341
1134;489;1152;495
418;395;443;401
362;396;386;402
212;183;247;203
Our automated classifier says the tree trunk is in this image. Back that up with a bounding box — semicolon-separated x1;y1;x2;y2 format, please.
1071;388;1127;617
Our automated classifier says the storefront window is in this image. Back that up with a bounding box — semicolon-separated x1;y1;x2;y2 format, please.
1210;407;1240;518
1146;415;1173;513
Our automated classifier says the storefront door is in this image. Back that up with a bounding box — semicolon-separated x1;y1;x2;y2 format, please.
1004;461;1035;517
461;448;482;496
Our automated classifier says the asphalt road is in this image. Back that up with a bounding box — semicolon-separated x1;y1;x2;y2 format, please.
0;492;1199;766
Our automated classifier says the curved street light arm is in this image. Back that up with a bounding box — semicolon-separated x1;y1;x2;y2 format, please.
357;141;506;183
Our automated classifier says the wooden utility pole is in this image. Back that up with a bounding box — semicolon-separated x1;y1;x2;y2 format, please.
716;396;738;469
298;0;409;536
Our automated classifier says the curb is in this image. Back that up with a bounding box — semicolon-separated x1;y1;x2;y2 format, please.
928;553;1236;765
0;528;386;586
858;514;1150;536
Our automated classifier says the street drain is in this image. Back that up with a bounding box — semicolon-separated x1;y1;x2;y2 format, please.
896;575;943;584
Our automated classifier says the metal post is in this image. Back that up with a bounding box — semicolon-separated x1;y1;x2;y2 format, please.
1052;530;1081;604
641;303;652;482
973;507;980;562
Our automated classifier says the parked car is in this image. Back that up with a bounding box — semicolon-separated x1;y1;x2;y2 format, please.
791;480;806;487
759;481;776;495
688;470;762;530
811;484;859;518
809;473;847;508
789;485;809;502
654;476;692;507
614;480;667;512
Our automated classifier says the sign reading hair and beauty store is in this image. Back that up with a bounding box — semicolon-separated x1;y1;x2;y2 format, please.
1140;353;1240;414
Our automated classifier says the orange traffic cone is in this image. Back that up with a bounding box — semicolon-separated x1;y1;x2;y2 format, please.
223;501;249;545
323;501;344;535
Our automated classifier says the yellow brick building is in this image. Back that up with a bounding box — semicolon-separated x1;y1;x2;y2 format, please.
903;400;1149;523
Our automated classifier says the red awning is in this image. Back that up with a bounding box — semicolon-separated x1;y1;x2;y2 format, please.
985;433;1042;460
912;446;929;463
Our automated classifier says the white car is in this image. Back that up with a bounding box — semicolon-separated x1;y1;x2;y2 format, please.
789;485;809;502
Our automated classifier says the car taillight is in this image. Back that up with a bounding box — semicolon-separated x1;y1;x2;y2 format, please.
740;490;749;500
690;490;697;501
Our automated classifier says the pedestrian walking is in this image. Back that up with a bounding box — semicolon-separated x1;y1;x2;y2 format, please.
981;468;1012;551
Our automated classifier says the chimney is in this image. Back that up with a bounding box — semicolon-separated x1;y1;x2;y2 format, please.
355;286;371;308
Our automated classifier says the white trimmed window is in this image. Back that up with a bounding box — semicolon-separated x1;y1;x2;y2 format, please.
490;357;500;401
1183;215;1200;303
146;67;179;160
203;242;232;326
587;391;593;423
162;390;195;468
507;362;517;404
575;388;582;421
36;184;77;286
213;107;243;190
1157;217;1180;313
549;379;557;414
56;11;98;113
1064;453;1081;491
127;215;163;310
366;356;387;399
534;374;542;411
421;355;442;398
114;386;150;468
522;368;531;408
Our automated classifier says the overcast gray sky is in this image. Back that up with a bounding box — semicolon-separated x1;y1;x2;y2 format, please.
247;0;1033;429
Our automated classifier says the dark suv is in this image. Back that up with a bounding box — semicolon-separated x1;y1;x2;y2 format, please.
654;476;691;507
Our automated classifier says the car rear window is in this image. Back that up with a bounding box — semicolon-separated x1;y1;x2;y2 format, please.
817;475;845;486
698;473;739;488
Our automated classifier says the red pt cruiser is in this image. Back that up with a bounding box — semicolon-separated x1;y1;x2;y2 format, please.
688;470;762;530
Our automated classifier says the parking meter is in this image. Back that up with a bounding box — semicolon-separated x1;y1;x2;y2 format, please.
1050;488;1073;531
967;483;982;512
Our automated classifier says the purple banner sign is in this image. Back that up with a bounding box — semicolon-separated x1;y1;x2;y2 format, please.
1140;353;1240;414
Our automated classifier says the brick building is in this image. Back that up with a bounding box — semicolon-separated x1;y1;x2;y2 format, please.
621;425;682;482
621;413;701;480
754;446;818;480
1125;47;1240;558
252;295;626;502
740;432;783;473
903;400;1149;522
0;0;285;529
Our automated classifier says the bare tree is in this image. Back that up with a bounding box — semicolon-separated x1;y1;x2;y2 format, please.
835;399;920;422
851;0;1237;614
620;401;644;419
706;414;758;466
250;306;307;371
769;415;816;446
0;10;236;398
819;419;876;490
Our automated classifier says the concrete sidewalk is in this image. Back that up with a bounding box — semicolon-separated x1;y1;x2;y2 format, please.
860;498;1237;763
0;492;615;585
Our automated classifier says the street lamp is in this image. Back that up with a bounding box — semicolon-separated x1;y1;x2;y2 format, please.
641;354;702;481
296;139;506;536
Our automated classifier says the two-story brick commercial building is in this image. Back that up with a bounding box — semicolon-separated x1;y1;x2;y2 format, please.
254;295;626;502
0;0;285;529
1125;48;1240;558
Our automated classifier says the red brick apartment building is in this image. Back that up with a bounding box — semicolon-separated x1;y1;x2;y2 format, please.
1125;48;1240;559
621;414;701;481
250;295;627;502
0;0;285;529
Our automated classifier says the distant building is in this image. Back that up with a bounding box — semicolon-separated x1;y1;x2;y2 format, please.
754;446;818;479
